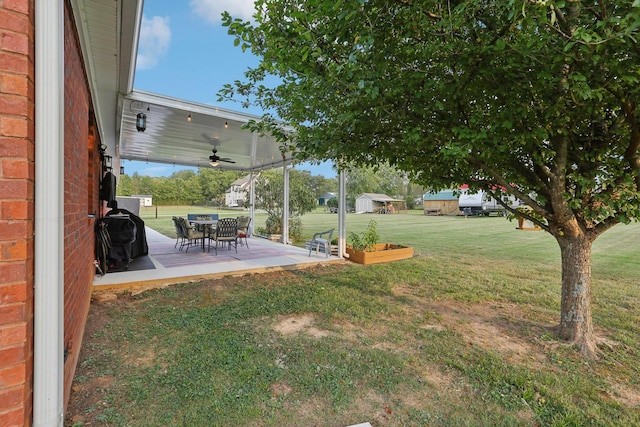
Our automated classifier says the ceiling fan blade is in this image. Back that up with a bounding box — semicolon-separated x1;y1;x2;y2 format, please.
219;158;236;163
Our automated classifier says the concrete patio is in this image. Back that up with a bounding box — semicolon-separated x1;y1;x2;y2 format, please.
93;227;344;292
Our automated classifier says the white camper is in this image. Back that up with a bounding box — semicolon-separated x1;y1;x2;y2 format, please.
458;189;520;216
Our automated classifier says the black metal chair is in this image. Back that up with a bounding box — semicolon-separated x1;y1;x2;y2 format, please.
178;217;204;252
209;218;238;254
172;216;185;249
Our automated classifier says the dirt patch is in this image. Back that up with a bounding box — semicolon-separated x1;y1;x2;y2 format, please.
269;381;293;398
273;314;332;338
610;383;640;408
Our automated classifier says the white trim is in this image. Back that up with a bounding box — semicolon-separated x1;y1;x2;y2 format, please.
338;170;346;258
34;0;65;425
282;163;290;244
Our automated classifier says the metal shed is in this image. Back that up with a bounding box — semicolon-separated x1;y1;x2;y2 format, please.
355;193;404;213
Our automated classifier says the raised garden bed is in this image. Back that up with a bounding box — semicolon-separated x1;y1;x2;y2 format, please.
346;244;413;265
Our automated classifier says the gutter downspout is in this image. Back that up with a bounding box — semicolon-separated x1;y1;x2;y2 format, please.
33;0;65;425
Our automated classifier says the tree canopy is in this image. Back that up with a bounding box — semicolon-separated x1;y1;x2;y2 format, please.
220;1;640;357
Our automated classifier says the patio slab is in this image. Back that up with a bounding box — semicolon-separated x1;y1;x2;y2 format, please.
93;227;343;292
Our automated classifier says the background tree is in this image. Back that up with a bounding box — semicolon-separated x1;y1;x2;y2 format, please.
198;168;244;205
116;174;133;197
221;1;640;357
254;169;317;240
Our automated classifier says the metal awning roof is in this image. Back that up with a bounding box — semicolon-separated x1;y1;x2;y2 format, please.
73;0;293;174
118;90;293;172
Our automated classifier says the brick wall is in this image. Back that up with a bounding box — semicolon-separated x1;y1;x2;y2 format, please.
0;1;101;424
0;1;35;426
62;1;100;409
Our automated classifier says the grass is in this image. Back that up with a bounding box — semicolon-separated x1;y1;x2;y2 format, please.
66;208;640;426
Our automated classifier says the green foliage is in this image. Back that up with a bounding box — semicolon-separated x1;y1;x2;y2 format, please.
347;219;379;251
264;216;303;243
219;0;640;232
254;169;317;240
325;197;338;209
219;0;640;355
255;169;317;218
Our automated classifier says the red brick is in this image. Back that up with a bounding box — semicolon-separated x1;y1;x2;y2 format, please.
0;386;23;409
0;180;28;198
0;363;25;388
0;241;27;261
0;324;26;347
0;222;28;240
0;74;29;96
0;10;29;34
1;159;29;179
0;303;24;324
0;405;25;427
1;31;28;55
2;0;30;14
0;283;27;303
0;346;24;367
0;139;29;157
0;116;28;137
0;52;28;74
0;94;28;116
1;200;30;220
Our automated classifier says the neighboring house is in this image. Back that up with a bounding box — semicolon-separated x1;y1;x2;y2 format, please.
355;193;404;213
132;194;153;207
422;190;460;215
318;192;336;206
225;174;257;207
0;2;139;425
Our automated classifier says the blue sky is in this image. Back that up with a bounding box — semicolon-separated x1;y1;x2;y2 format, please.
124;0;335;178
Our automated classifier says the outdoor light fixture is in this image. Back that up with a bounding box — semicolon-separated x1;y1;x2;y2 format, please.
136;112;146;132
209;160;219;167
130;101;149;132
224;121;228;129
187;113;192;122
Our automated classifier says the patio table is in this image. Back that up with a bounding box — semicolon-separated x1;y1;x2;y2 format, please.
190;219;217;252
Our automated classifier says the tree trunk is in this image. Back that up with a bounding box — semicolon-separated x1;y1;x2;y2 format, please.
557;235;598;358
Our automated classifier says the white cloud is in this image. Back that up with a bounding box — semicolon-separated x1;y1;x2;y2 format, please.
137;16;172;70
189;0;256;24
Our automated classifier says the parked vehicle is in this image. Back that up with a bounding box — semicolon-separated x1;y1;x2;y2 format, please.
458;189;521;216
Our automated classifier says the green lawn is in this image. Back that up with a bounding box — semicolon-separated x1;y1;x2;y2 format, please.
66;209;640;426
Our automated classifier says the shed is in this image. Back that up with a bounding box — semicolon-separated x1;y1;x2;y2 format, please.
422;190;459;215
318;192;336;206
355;193;404;213
131;194;153;207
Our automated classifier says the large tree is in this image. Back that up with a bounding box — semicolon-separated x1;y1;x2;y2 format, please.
220;1;640;357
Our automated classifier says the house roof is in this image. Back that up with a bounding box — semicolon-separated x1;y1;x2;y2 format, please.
77;0;295;174
423;190;458;201
356;193;403;202
229;173;258;188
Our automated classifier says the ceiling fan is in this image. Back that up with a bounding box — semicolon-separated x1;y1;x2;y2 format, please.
209;148;236;167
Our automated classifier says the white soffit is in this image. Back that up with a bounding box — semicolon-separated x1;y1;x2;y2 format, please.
119;90;293;172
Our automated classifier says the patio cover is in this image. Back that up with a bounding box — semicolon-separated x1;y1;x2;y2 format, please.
118;90;294;172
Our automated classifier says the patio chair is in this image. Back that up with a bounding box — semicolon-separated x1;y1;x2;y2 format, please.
308;228;334;257
209;218;238;255
172;216;185;249
236;216;251;248
178;217;204;252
